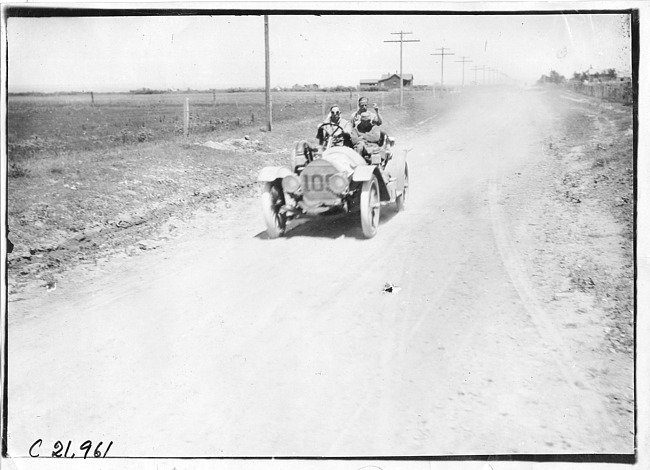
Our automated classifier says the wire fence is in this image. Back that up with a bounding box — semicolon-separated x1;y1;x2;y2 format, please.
565;81;633;105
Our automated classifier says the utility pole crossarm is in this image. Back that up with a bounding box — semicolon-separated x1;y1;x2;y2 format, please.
383;31;421;44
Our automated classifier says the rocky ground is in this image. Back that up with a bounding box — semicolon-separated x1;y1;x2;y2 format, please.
492;87;635;434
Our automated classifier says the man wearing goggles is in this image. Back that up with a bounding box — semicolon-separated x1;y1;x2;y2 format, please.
316;105;353;149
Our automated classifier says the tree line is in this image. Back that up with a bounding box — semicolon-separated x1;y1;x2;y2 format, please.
538;68;621;85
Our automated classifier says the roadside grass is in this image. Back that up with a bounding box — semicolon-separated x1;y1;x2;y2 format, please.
7;90;411;159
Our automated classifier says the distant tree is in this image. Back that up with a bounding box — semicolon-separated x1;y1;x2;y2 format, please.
537;70;565;84
603;68;618;80
570;68;617;83
549;70;566;83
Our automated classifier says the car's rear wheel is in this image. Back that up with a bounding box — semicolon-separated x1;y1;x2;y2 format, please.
262;181;286;238
360;176;380;238
396;164;409;212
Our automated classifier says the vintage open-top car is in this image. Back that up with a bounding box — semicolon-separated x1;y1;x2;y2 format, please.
257;127;408;239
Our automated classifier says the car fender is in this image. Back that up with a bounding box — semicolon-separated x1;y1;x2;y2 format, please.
353;165;390;201
257;166;293;182
386;149;409;192
352;165;377;182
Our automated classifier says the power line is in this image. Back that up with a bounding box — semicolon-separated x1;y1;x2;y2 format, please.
384;31;420;106
431;47;454;91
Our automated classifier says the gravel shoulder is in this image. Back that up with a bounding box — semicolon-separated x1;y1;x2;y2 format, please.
492;87;635;443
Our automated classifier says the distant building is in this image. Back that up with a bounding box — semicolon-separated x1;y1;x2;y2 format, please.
359;79;379;91
378;73;414;89
359;74;414;91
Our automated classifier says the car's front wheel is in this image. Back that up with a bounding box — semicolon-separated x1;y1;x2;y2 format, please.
360;176;380;238
261;181;286;238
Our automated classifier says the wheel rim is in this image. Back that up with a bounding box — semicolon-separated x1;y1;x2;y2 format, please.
263;182;286;237
403;172;409;203
370;181;380;229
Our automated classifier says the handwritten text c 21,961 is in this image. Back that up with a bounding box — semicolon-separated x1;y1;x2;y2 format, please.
29;439;113;458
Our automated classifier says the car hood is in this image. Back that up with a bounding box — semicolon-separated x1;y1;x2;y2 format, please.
322;147;368;177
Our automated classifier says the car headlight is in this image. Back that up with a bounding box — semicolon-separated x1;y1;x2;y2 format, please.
282;174;302;194
328;173;348;194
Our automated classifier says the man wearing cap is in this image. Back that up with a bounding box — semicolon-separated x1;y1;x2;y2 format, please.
316;105;352;149
350;111;382;161
350;96;383;129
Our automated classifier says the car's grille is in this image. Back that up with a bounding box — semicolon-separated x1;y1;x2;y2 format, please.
301;160;340;205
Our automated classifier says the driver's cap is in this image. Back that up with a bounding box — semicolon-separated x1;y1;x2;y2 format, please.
359;111;372;121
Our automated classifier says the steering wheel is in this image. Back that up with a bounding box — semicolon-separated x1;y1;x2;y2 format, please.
324;124;345;149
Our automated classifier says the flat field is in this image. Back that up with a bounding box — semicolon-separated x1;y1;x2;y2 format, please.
8;89;410;158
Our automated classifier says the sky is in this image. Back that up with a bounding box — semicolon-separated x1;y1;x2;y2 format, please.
6;10;633;93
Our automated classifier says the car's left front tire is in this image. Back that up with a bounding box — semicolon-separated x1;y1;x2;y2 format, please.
262;181;287;239
360;176;380;238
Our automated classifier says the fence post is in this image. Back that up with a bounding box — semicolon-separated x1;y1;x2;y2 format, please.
184;98;190;139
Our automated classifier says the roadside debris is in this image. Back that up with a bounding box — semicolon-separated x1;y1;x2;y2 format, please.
43;280;57;292
201;136;265;153
382;282;402;294
137;239;162;251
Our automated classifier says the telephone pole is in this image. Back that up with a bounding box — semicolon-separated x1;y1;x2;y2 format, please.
455;56;472;87
470;65;480;85
264;15;272;131
431;47;454;92
384;31;420;106
478;65;487;85
488;67;494;84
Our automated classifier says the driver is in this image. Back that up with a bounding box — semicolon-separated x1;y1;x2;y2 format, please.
316;105;352;149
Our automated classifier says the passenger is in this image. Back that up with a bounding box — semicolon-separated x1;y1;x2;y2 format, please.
350;96;383;129
316;105;352;149
351;112;382;161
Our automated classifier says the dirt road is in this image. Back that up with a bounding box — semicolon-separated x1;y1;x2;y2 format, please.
7;88;634;458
